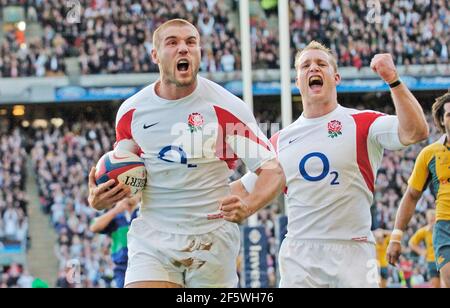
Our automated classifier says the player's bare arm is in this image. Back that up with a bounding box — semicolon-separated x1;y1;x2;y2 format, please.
370;54;429;145
90;202;127;233
220;159;285;224
230;179;250;200
88;167;131;211
387;186;423;265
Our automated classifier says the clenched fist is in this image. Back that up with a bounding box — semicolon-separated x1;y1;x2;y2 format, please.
370;54;399;84
386;241;402;266
88;167;131;211
219;195;252;224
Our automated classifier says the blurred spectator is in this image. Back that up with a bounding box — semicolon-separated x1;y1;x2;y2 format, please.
411;267;426;287
0;263;25;288
17;269;34;288
399;255;414;288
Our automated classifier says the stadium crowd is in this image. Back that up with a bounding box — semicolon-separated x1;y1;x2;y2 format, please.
30;121;117;287
0;0;241;76
288;0;449;69
0;128;30;288
1;0;449;77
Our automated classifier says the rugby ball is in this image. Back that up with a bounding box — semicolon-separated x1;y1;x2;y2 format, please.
95;150;147;196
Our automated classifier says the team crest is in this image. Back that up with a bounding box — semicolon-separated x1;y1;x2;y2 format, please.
187;113;204;133
328;120;343;139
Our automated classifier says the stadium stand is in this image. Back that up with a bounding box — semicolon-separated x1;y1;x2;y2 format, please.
30;121;117;287
287;0;448;68
0;0;241;76
0;0;448;77
0;128;29;287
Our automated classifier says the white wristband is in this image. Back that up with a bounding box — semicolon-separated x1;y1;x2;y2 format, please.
389;240;402;244
392;229;404;237
240;172;258;193
390;229;404;244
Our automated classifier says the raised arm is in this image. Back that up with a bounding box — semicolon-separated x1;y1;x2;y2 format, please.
370;54;429;145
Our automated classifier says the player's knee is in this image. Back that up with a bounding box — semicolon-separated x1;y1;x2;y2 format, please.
441;263;450;287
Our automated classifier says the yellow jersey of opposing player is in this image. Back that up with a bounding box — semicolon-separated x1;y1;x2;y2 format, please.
408;136;450;221
376;235;390;268
409;226;435;263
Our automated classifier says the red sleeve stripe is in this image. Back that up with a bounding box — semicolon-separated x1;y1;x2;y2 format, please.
116;109;135;142
115;108;143;156
213;105;271;151
213;105;271;170
270;132;280;154
351;112;384;193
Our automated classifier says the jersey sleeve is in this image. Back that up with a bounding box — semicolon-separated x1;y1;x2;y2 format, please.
369;115;406;151
114;103;143;156
214;101;276;172
408;147;431;192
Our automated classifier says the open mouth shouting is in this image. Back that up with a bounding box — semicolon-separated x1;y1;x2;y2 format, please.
177;59;190;73
308;75;324;93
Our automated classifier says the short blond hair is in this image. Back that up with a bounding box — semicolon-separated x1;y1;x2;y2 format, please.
152;19;199;51
294;41;338;72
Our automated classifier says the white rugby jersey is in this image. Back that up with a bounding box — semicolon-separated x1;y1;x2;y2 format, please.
115;76;275;234
242;105;406;243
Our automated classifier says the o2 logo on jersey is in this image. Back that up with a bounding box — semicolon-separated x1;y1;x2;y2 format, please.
299;152;340;185
158;146;197;168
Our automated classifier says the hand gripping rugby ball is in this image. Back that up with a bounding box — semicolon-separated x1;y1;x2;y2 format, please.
95;150;147;196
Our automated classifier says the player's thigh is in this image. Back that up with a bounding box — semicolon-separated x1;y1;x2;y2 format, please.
427;261;440;282
430;277;441;289
440;262;450;287
278;239;331;288
185;223;240;288
126;281;182;288
433;220;450;286
339;242;379;288
125;217;184;287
